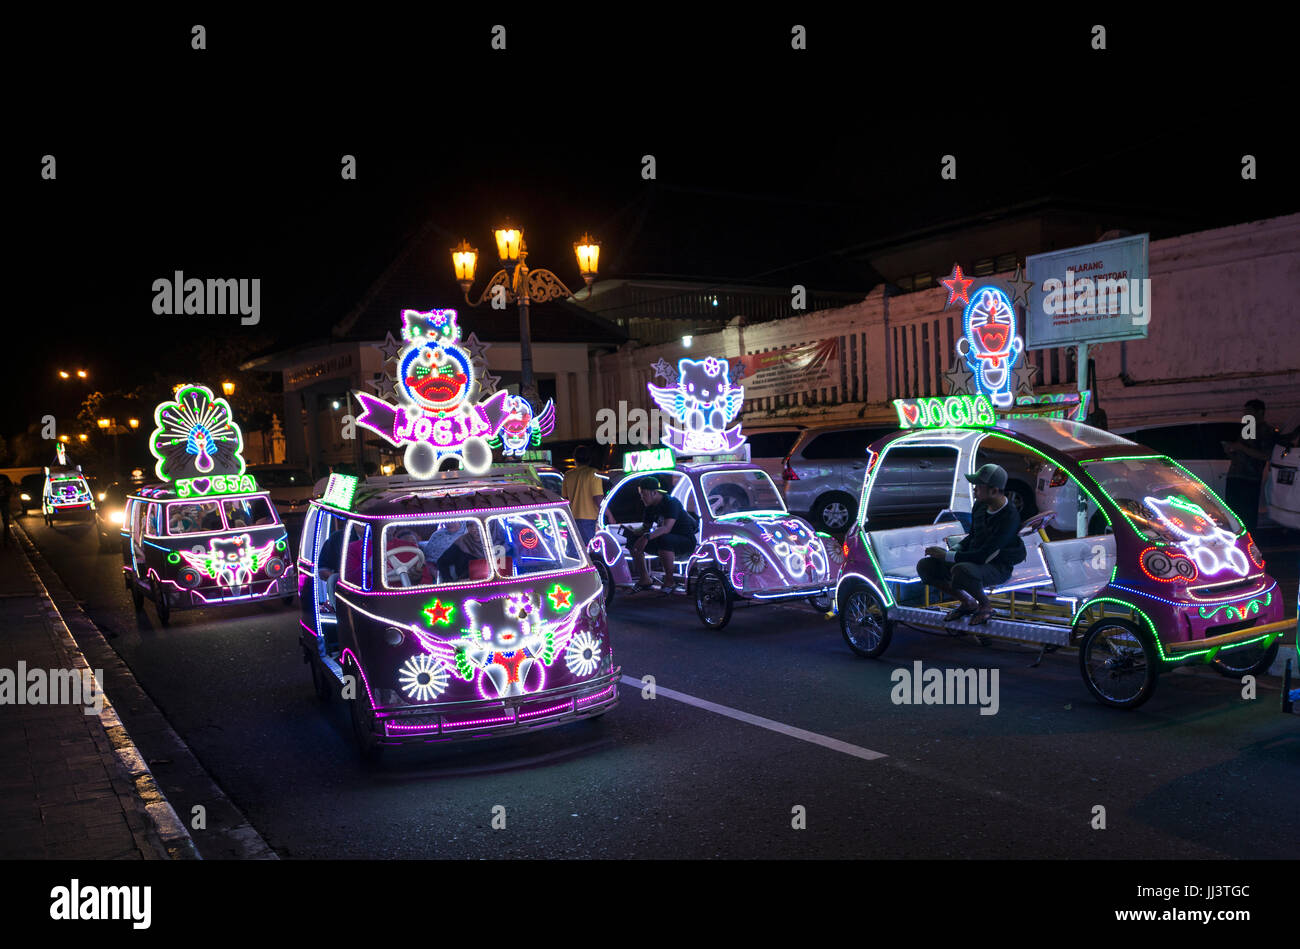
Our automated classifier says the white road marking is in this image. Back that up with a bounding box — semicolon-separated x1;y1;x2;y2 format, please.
618;675;886;761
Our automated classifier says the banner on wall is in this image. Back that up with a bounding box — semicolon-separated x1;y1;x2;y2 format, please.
732;338;839;401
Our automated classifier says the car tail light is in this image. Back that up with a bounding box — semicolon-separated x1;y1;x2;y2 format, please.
842;541;850;559
1048;467;1068;488
1140;546;1197;582
783;464;799;482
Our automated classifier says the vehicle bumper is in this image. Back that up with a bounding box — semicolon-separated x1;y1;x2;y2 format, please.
157;573;297;610
745;582;835;602
371;668;621;744
1164;616;1293;664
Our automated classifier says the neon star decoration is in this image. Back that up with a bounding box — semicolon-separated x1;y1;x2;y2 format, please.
647;357;745;455
547;583;573;611
149;384;245;482
941;264;973;309
493;395;556;458
422;597;456;627
1144;495;1250;578
956;285;1024;409
176;534;277;594
353;309;511;477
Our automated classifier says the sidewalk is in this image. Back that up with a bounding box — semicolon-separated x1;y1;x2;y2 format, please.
0;526;189;859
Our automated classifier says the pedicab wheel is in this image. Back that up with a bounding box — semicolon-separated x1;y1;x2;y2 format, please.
1079;618;1158;709
695;568;733;629
154;590;171;626
1211;638;1279;677
344;659;384;765
808;591;834;613
839;583;892;658
594;558;615;609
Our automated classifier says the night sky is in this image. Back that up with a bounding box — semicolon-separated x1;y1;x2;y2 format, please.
13;10;1295;441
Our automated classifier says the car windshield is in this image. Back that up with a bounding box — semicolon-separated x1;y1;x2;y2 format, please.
167;501;225;534
221;496;277;527
381;518;490;589
485;509;586;576
1084;457;1242;542
701;469;786;517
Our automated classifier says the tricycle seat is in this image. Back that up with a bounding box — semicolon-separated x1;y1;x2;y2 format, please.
1040;535;1116;602
989;529;1052;592
867;522;968;581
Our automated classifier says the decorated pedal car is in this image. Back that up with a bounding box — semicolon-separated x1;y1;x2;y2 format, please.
834;393;1294;708
298;469;618;760
589;357;838;628
121;384;295;626
42;443;96;525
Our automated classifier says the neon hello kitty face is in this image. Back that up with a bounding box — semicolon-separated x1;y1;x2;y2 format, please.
966;288;1016;356
680;359;725;403
212;537;245;562
400;308;460;345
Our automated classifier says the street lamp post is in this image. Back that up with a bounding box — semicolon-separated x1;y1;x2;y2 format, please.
452;226;600;404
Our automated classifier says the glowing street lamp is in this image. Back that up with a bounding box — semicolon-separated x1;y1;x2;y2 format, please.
97;418;111;429
77;370;87;378
451;240;479;294
78;433;88;441
574;233;600;288
58;370;69;379
128;418;140;429
494;224;523;263
222;381;236;397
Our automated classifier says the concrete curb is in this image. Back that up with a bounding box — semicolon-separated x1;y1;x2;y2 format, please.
13;523;199;859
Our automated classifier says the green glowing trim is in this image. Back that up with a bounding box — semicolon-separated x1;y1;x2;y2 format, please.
275;539;287;551
624;446;676;473
1198;592;1272;622
175;474;259;499
167;552;181;564
859;528;896;607
1082;455;1240;541
320;473;359;511
1074;596;1282;664
893;395;996;430
1072;597;1166;661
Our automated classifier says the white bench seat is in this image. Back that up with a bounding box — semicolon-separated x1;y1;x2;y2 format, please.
1040;535;1116;602
867;523;967;582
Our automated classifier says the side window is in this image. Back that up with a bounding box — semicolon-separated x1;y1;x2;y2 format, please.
223;496;275;527
486;511;585;577
604;477;649;526
300;507;320;564
339;520;371;589
146;503;163;536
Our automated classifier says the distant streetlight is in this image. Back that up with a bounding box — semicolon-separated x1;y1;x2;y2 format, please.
77;369;88;378
78;433;88;441
682;335;693;348
128;418;139;429
98;418;111;429
59;434;70;442
59;370;69;379
222;381;236;396
452;223;601;403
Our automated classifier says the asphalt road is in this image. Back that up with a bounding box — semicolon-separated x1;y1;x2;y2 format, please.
19;513;1300;859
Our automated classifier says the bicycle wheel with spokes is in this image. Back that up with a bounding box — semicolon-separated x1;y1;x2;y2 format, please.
695;568;733;629
839;584;892;658
1079;619;1158;709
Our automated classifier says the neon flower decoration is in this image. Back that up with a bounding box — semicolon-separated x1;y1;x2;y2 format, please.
353;309;511;477
176;534;278;594
648;356;745;455
149;384;245;482
1144;495;1250;578
894;394;997;429
565;631;602;677
956;286;1024;409
494;395;556;458
398;654;449;702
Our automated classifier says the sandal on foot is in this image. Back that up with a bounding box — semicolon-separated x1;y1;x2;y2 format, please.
944;604;974;621
968;606;996;626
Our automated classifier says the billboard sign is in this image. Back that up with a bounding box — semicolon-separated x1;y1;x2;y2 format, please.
1025;234;1150;350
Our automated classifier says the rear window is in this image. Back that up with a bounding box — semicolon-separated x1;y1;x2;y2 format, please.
801;428;893;460
747;430;801;458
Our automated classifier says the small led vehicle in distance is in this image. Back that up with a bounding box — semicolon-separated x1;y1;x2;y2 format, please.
121;384;295;625
834;393;1293;709
41;444;96;526
298;470;618;761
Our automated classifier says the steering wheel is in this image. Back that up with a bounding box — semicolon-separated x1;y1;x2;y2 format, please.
384;545;426;586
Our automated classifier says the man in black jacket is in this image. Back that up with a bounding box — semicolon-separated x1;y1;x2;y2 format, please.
916;463;1026;626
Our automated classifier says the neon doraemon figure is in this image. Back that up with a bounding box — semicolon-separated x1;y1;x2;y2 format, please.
1144;495;1251;578
354;308;511;476
495;395;556;458
647;356;745;455
956;287;1023;409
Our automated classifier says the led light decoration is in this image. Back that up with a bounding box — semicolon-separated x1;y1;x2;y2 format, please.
176;533;277;595
1005;390;1091;422
1144;495;1250;578
175;474;258;499
493;395;556;458
56;442;67;465
149;384;245;482
624;446;675;473
564;631;602;677
1139;546;1198;583
956;286;1023;409
320;473;359;511
398;654;449;702
647;356;745;455
422;597;456;627
547;583;573;611
1198;592;1272;622
894;394;997;429
353;309;511;477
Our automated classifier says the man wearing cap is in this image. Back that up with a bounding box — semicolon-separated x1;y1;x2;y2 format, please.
630;476;698;593
916;463;1026;626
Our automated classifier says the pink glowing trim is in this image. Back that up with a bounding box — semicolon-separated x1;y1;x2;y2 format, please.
443;711;517;729
575;684;617;708
518;701;574;720
299;619;319;640
338;563;593;597
340;647;378;708
310;499;570;521
147;567;291;603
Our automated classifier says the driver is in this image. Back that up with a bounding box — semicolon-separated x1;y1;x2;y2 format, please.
630;476;698;593
916;464;1026;626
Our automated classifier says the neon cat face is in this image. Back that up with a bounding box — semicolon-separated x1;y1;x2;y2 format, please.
400;342;471;412
966;288;1016;356
212;537;247;563
1147;496;1218;540
680;359;726;403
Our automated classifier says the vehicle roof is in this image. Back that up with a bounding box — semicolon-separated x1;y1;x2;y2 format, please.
126;483;273;501
880;417;1140;461
323;472;563;518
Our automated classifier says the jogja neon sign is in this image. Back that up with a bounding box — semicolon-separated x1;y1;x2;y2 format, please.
624;446;675;473
1144;495;1250;578
353;309;511;477
647;357;746;455
894;394;996;429
494;395;556;458
175;474;259;499
150;384;246;483
956;286;1024;409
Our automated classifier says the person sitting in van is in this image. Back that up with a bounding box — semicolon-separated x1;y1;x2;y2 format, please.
916;464;1026;626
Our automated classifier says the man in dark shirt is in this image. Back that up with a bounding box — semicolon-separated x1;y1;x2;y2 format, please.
1223;399;1282;533
630;476;698;592
916;464;1026;626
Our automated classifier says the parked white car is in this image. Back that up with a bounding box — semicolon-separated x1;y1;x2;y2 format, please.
1267;439;1300;531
